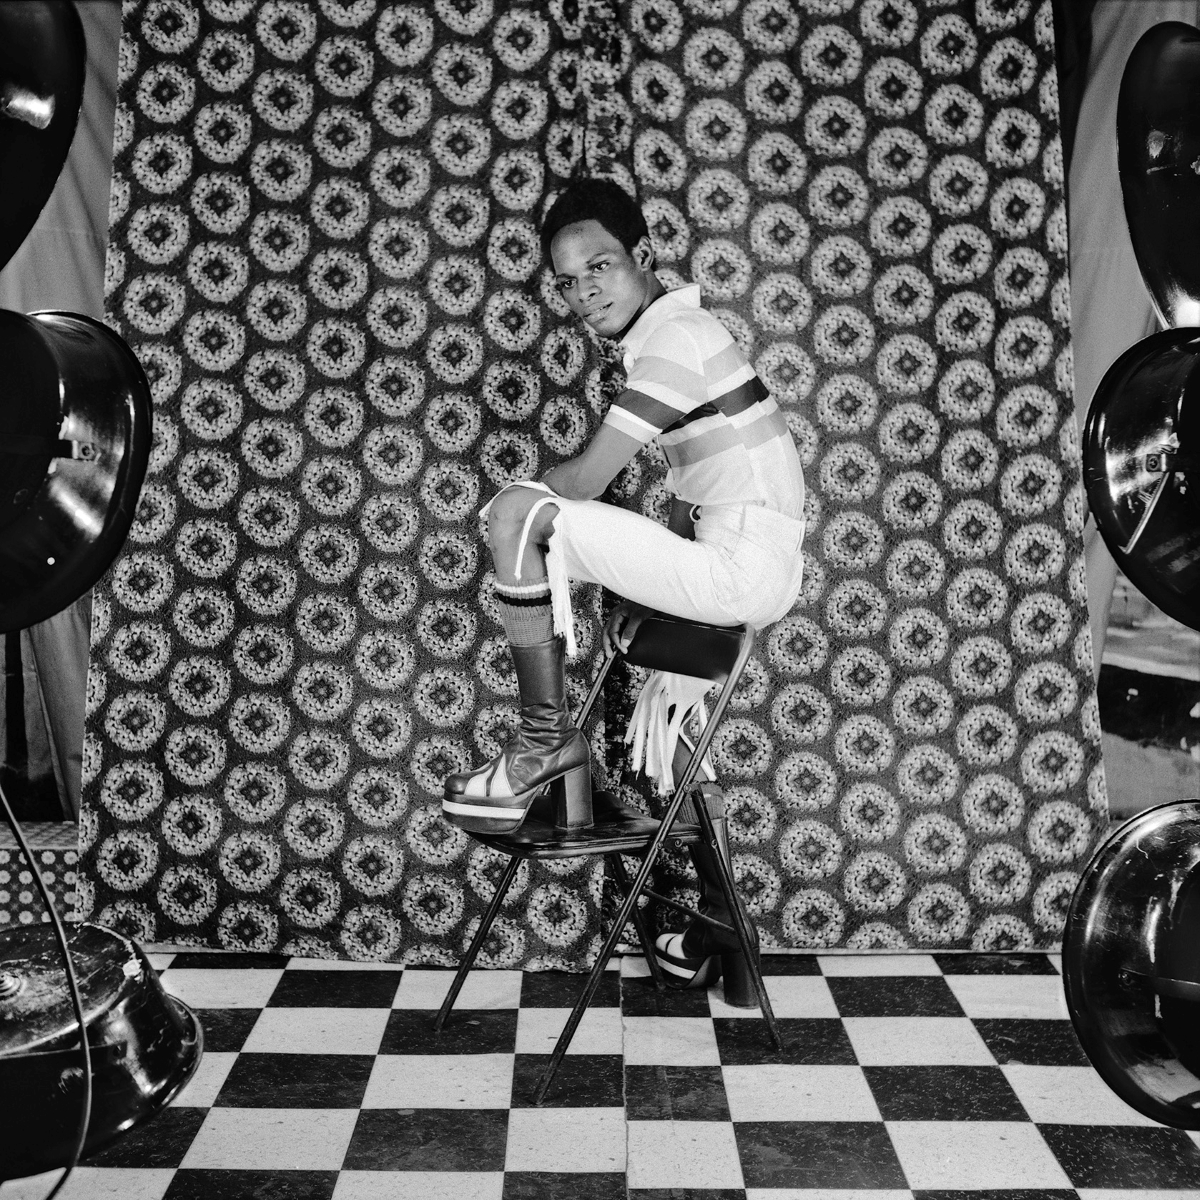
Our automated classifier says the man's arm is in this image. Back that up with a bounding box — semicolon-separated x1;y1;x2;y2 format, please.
539;416;643;501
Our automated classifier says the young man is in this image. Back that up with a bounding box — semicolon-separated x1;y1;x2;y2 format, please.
442;178;806;989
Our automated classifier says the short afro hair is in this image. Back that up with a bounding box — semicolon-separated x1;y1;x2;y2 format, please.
540;177;649;262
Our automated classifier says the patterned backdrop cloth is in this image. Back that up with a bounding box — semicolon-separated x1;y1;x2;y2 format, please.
81;0;1105;963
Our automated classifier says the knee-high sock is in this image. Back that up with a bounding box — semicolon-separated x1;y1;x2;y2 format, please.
495;580;554;646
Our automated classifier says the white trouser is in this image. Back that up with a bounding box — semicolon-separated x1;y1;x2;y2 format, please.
501;484;806;649
494;485;806;794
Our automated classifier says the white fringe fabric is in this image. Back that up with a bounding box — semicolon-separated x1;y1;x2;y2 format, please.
480;481;576;657
624;670;716;796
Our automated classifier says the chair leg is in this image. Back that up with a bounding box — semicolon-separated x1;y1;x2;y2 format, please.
533;823;681;1105
433;854;521;1032
695;803;782;1050
608;853;666;992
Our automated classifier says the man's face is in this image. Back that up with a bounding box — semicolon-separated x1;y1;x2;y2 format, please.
550;219;656;339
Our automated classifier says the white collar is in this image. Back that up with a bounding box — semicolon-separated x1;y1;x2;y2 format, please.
619;283;701;366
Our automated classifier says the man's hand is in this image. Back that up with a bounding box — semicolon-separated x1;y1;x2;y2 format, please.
604;599;651;655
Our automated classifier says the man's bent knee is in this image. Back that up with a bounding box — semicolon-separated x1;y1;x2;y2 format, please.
487;484;559;543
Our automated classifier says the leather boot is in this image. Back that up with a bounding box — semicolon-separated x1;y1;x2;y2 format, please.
655;782;759;1006
443;636;591;835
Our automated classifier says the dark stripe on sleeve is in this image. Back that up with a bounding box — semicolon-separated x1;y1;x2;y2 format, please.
663;402;721;433
611;387;688;433
714;375;770;416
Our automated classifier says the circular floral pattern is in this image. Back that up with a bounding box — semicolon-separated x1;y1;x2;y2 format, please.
89;0;1091;960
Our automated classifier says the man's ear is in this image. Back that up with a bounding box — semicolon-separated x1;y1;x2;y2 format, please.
633;235;656;271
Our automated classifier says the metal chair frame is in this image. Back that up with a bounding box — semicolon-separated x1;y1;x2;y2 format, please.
434;613;781;1104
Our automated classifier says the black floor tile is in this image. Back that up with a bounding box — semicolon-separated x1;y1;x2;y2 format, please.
521;968;620;1007
379;1008;518;1054
715;1017;856;1065
192;1007;261;1053
504;1172;627;1199
625;1064;731;1120
864;1065;1026;1120
169;952;290;970
973;1018;1089;1066
343;1108;508;1171
511;1053;624;1107
825;974;964;1017
934;953;1058;975
760;953;821;975
1039;1123;1200;1188
914;1192;1078;1200
215;1052;374;1107
266;969;402;1008
621;975;713;1016
735;1120;907;1189
164;1170;338;1200
82;1107;207;1168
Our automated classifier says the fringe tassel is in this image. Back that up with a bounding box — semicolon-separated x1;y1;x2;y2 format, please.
481;481;576;658
624;670;716;795
542;517;575;658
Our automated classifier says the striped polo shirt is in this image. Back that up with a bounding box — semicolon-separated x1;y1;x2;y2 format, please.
605;284;805;517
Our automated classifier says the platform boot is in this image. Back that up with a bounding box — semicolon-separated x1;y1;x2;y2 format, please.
654;782;759;1006
442;635;592;835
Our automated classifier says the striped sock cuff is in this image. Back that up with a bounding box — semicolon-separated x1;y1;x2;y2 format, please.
495;581;553;645
495;581;552;608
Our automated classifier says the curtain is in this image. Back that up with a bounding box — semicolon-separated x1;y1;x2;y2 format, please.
82;0;1103;961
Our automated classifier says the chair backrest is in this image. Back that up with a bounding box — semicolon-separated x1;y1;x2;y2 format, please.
622;613;749;684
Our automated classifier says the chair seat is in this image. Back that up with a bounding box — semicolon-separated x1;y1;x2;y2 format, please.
472;789;701;860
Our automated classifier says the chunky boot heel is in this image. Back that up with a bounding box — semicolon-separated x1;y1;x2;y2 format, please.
720;948;757;1008
551;762;593;829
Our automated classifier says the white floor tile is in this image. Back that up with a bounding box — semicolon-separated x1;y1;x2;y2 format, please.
817;954;941;976
362;1054;514;1108
1077;1192;1200;1200
627;1119;744;1190
514;1005;623;1055
945;973;1070;1019
504;1107;626;1173
843;1017;996;1066
622;954;652;979
169;1051;237;1107
623;1015;722;1066
1003;1064;1162;1125
392;969;522;1010
180;1108;359;1171
887;1121;1073;1190
709;974;838;1019
286;958;405;971
144;953;176;971
241;1006;390;1055
0;1169;173;1200
333;1172;504;1200
159;968;283;1009
723;1064;883;1122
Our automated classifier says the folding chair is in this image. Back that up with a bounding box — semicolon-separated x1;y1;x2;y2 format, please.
434;611;782;1104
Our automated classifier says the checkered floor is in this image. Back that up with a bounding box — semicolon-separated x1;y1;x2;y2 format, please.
3;950;1200;1199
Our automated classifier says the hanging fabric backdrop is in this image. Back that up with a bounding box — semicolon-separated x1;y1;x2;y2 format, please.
81;0;1105;962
